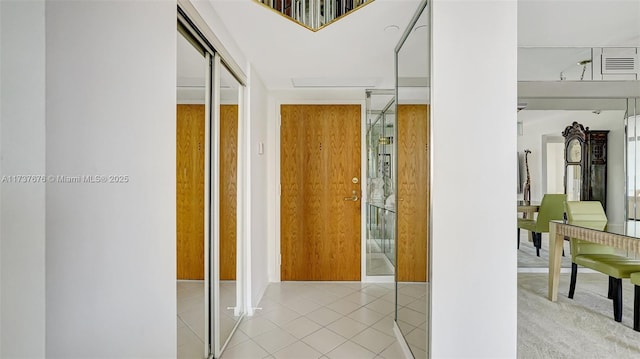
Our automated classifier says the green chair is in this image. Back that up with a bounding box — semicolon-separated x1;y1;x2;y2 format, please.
517;194;566;257
566;201;640;322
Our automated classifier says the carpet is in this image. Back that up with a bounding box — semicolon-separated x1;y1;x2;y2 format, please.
518;272;640;358
517;232;572;269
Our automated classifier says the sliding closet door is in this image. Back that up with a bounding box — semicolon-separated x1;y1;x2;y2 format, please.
178;5;248;357
176;23;210;359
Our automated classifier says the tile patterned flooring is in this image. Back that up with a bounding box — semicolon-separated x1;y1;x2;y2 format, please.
178;281;428;359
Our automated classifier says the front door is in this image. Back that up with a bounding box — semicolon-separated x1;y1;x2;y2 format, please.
280;104;361;280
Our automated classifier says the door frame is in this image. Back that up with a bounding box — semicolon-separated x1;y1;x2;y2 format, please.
273;99;367;282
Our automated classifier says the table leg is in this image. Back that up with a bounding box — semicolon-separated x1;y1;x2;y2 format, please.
548;222;562;301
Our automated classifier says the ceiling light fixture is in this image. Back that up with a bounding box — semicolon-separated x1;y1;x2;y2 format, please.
253;0;375;32
578;59;592;80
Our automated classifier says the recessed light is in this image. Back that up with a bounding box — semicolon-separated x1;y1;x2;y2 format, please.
384;25;399;33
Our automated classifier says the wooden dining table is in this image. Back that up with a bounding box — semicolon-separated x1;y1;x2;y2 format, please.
518;200;540;219
547;220;640;301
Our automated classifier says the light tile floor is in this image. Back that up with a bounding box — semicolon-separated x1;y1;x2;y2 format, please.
366;238;395;276
178;280;242;359
178;281;429;359
178;281;205;359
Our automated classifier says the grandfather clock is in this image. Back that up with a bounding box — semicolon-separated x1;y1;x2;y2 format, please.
562;121;608;209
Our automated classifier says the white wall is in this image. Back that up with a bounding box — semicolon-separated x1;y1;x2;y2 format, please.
518;110;626;223
248;66;270;310
431;1;517;357
0;1;46;357
45;2;176;357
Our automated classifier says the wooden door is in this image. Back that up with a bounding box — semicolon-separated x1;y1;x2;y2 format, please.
177;104;205;280
397;104;429;282
220;105;237;280
281;105;361;281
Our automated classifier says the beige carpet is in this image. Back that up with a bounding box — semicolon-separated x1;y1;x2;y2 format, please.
518;272;640;358
517;232;572;269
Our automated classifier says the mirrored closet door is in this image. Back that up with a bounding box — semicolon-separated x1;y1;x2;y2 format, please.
394;0;430;357
216;62;245;354
177;5;247;358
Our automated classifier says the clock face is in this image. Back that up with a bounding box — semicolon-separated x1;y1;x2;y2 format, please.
568;139;582;162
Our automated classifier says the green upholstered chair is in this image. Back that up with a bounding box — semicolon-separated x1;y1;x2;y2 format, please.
566;201;640;323
517;194;567;257
630;272;640;331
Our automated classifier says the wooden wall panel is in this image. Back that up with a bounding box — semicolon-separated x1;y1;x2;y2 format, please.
397;104;429;282
177;104;205;280
220;105;238;280
281;105;361;281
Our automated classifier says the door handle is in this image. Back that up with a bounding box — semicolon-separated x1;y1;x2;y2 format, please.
344;190;359;202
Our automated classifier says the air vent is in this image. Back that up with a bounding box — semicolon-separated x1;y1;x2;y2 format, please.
602;55;638;74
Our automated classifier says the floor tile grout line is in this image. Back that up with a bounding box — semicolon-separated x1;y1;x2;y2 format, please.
243;301;398;357
177;313;205;344
180;282;411;358
243;306;395;355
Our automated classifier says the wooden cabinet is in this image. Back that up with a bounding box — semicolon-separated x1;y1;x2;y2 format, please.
562;121;608;209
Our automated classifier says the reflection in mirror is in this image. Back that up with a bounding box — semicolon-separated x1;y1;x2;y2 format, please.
176;27;207;357
395;0;429;358
627;98;640;221
219;63;243;351
517;97;628;271
366;90;396;277
566;164;582;201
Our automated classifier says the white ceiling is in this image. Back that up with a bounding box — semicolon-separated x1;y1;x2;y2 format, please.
178;0;640;98
208;0;423;89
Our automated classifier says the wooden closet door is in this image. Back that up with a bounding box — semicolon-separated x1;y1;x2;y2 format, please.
397;104;429;282
281;105;361;281
177;104;205;280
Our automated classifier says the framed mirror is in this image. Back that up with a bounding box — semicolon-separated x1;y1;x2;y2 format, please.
394;0;430;357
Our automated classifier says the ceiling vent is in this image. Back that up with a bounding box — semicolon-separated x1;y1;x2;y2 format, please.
602;55;638;74
593;48;639;80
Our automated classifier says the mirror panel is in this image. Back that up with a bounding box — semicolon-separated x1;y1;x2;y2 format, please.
219;63;243;350
366;90;396;277
395;1;430;358
626;98;640;220
176;27;208;358
178;11;247;358
566;164;582;201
